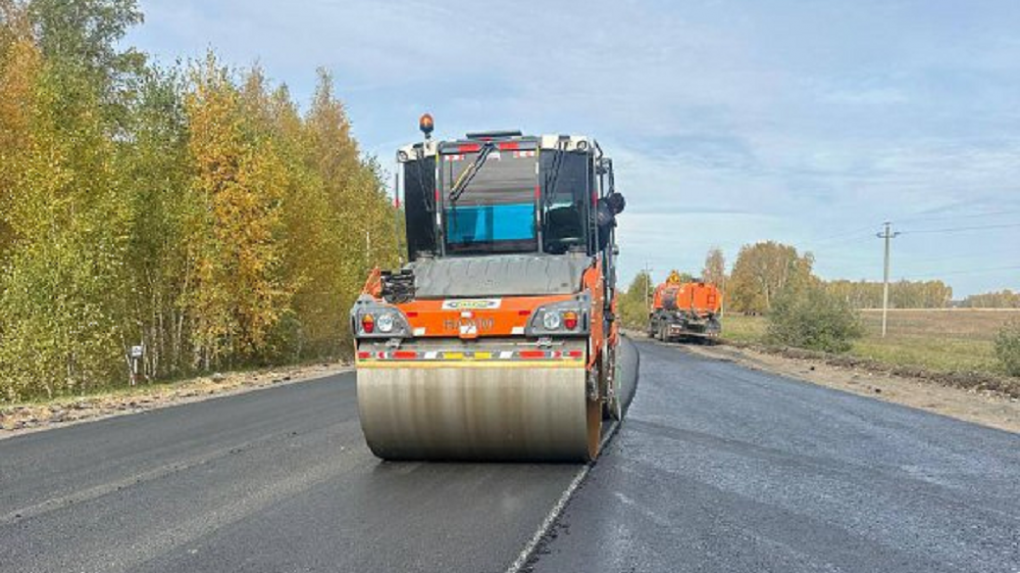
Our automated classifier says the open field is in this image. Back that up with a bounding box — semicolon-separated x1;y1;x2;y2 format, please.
722;309;1020;376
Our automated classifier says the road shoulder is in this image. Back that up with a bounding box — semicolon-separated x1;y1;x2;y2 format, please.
0;362;352;440
673;340;1019;433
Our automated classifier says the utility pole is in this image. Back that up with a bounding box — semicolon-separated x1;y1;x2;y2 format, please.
877;222;900;337
643;262;653;312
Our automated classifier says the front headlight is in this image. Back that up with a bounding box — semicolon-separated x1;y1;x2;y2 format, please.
377;312;396;333
542;310;562;330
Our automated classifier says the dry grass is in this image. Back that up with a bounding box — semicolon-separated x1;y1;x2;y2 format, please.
721;309;1020;376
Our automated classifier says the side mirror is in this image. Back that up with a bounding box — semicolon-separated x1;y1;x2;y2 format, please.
612;245;620;256
609;192;626;215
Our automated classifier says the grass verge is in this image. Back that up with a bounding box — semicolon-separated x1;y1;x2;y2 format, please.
718;309;1020;399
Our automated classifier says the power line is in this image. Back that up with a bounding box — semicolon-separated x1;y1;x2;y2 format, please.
900;222;1020;235
900;264;1020;280
809;234;877;249
895;207;1020;225
817;256;1020;280
809;224;885;245
806;209;1020;249
898;245;1020;266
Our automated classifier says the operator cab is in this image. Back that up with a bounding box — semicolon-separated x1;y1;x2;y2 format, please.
398;117;622;262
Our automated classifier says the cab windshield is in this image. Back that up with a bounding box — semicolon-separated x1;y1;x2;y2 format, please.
441;149;538;254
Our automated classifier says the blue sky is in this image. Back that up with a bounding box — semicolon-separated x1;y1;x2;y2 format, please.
126;0;1020;297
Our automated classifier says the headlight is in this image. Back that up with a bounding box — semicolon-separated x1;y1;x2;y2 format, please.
376;312;395;333
542;311;562;330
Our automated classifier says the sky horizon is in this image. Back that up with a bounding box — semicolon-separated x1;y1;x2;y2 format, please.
126;0;1020;298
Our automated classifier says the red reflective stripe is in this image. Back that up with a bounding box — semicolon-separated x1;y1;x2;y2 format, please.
406;311;419;317
357;351;370;360
394;351;417;360
568;350;584;359
498;141;520;151
519;350;545;359
458;143;481;153
376;352;386;359
535;185;540;199
518;309;531;316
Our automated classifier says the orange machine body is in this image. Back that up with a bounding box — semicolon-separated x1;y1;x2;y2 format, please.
652;281;723;318
649;271;723;340
360;263;607;370
351;128;624;461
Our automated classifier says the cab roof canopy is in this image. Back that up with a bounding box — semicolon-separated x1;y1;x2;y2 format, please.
397;133;597;162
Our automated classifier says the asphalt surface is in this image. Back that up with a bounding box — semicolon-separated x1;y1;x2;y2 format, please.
0;342;637;573
528;339;1020;573
2;338;1017;573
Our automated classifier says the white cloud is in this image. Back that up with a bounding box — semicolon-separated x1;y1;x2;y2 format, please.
129;0;1020;296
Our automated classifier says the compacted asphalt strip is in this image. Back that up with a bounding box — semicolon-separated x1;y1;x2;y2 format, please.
2;337;1016;572
527;339;1020;573
0;341;635;573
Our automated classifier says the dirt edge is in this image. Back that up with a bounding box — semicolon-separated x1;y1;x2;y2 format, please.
625;329;1019;433
0;362;352;440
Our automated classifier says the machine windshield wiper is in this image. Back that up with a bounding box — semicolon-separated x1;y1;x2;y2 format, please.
543;145;565;208
449;142;496;203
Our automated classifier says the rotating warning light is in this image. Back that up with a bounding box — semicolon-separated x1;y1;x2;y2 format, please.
419;113;434;137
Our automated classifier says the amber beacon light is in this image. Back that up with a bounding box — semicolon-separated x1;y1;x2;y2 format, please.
419;113;434;138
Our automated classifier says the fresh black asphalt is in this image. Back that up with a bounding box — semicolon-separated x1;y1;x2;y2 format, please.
528;340;1020;573
1;337;1017;572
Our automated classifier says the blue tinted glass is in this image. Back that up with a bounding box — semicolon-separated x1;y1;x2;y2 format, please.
445;203;535;243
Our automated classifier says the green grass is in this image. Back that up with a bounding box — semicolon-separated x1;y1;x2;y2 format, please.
721;309;1019;376
719;313;767;345
851;337;996;373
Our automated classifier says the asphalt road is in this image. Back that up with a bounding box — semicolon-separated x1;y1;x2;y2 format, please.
2;338;1017;573
528;339;1020;573
0;342;637;573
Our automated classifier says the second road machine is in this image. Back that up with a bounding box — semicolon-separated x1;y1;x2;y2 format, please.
649;271;723;341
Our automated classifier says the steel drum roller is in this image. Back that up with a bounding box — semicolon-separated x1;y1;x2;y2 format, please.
357;342;600;461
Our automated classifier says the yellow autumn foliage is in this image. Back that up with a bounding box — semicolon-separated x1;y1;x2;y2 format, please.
0;2;398;401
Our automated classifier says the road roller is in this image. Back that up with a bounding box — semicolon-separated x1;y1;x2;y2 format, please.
351;115;626;462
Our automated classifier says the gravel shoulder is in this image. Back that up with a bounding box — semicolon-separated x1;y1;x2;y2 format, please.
0;362;351;439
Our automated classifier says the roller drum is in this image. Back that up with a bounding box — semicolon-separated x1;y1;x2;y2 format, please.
356;345;600;461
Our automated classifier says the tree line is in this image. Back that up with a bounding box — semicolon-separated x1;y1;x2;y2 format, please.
824;279;953;310
962;290;1020;309
619;239;1015;320
718;242;954;313
0;0;399;401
